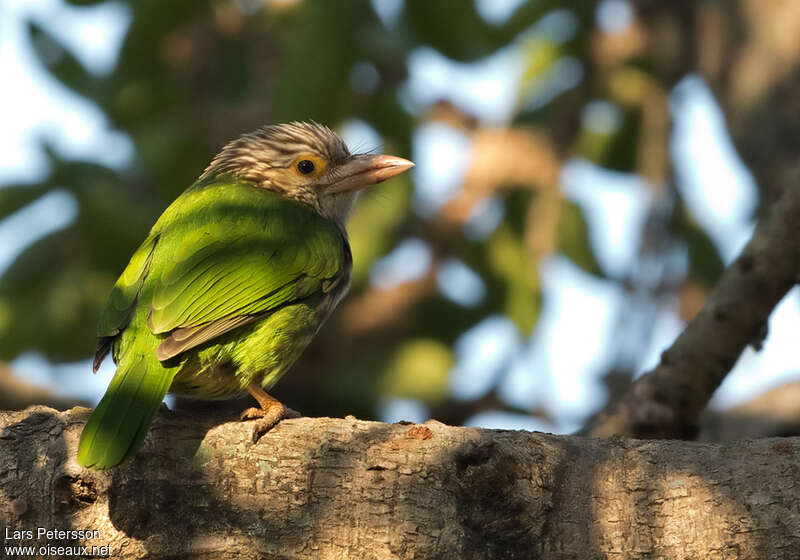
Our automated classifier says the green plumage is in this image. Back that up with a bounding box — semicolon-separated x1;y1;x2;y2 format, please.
78;175;349;469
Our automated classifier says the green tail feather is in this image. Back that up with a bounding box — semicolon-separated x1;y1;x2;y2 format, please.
78;354;175;469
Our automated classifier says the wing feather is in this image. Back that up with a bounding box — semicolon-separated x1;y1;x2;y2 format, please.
93;235;159;371
145;181;346;361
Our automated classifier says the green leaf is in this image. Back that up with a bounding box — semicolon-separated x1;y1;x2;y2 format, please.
380;339;454;405
601;110;640;172
403;0;562;62
672;201;725;288
27;23;99;98
487;225;542;335
557;200;603;277
519;37;562;97
0;185;49;220
573;109;640;172
347;175;412;285
272;1;365;123
0;230;105;361
405;0;500;61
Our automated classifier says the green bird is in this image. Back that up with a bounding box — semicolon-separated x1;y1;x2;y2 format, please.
78;122;413;469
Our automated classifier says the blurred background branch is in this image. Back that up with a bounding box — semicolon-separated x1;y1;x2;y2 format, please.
585;180;800;438
0;362;86;411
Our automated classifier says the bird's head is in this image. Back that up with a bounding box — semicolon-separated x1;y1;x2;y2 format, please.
200;121;413;224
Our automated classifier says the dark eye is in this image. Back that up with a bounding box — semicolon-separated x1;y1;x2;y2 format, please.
297;159;315;174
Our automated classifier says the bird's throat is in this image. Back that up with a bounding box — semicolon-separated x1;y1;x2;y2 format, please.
316;191;359;229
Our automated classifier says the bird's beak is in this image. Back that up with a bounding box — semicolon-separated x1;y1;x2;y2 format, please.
326;154;414;194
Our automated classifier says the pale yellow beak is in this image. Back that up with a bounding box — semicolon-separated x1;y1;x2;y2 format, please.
326;154;414;194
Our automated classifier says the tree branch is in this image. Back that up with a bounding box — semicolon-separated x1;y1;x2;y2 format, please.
700;380;800;441
0;364;87;412
2;407;800;559
584;184;800;438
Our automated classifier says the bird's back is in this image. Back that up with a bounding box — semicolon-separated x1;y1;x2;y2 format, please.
80;176;350;467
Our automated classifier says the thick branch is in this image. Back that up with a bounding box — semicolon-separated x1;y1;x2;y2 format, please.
2;407;800;559
585;184;800;439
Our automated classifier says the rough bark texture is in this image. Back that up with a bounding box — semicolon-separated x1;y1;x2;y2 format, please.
584;182;800;439
2;407;800;559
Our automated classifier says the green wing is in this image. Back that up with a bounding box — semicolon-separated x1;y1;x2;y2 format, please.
147;179;347;360
93;235;158;371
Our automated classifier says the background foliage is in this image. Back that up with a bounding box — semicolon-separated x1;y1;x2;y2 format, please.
2;0;797;432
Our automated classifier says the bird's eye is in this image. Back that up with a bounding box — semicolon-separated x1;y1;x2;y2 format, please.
297;159;315;175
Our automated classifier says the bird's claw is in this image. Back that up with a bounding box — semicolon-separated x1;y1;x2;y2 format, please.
240;405;301;442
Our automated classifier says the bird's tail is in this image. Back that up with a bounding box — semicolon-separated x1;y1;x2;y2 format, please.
77;352;176;469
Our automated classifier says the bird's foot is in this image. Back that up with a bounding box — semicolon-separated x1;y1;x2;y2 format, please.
240;403;301;442
242;382;302;442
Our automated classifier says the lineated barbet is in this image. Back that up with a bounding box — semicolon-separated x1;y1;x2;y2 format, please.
78;122;413;469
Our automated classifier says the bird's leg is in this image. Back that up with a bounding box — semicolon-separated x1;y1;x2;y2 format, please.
240;382;301;442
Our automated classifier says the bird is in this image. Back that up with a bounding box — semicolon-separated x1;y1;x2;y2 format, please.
77;121;414;469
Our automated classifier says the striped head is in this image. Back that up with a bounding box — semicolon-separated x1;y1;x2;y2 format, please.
201;121;413;224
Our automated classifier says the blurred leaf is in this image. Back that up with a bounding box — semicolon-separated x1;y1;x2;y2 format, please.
574;129;614;164
573;107;639;173
380;339;453;404
404;0;563;62
313;345;388;419
608;66;651;108
0;185;50;220
519;37;561;96
557;200;603;276
487;224;542;335
215;39;254;103
672;201;725;288
506;273;543;336
0;158;159;360
272;1;369;123
0;230;104;361
503;189;532;235
601;111;640;172
47;159;158;269
27;22;99;99
405;0;501;60
0;0;657;424
348;175;412;285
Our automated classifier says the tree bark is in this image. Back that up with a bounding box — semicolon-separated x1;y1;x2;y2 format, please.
2;407;799;559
